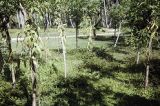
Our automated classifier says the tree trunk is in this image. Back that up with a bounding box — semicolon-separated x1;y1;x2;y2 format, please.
145;35;153;88
104;0;108;28
0;50;4;74
114;28;117;36
109;19;112;28
70;18;75;28
145;64;150;88
102;9;106;27
61;36;67;78
18;10;23;28
11;63;16;88
92;14;101;38
32;13;37;25
136;50;140;64
30;56;38;106
75;24;79;48
17;11;20;28
48;13;52;27
17;3;26;29
2;16;16;88
114;22;121;47
44;13;49;31
1;16;12;55
87;24;93;50
4;19;16;88
116;0;119;5
92;27;97;38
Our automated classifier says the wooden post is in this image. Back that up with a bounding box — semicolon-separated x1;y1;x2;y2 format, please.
30;56;38;106
114;22;121;47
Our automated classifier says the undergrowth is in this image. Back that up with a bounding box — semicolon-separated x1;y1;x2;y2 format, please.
0;47;159;106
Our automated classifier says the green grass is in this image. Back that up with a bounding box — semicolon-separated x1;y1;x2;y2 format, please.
12;35;113;51
37;45;160;106
9;27;118;37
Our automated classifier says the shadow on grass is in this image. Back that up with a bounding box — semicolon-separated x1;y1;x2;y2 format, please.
94;36;115;42
79;49;145;88
123;58;160;82
94;35;127;46
80;55;128;85
125;62;145;73
114;58;160;87
92;47;126;64
111;47;130;54
2;64;12;81
115;92;160;106
78;47;128;81
0;67;32;106
150;59;160;85
78;36;89;39
92;47;115;61
0;52;32;105
154;90;160;100
116;36;128;47
52;75;111;106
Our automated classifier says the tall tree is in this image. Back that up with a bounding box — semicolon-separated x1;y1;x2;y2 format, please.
109;0;128;47
68;0;85;48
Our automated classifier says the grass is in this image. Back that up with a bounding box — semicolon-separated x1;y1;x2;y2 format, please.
11;35;113;51
9;27;118;37
37;43;160;105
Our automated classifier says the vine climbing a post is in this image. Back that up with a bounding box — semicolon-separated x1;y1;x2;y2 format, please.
56;17;67;78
